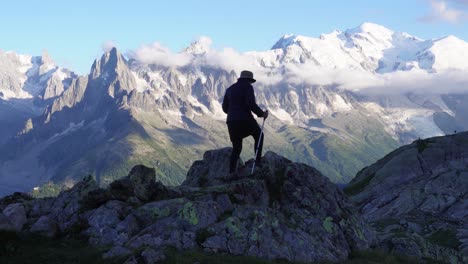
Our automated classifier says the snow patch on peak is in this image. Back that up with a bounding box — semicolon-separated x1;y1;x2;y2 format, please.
184;36;212;55
271;34;299;50
320;30;342;40
348;22;393;36
429;35;468;71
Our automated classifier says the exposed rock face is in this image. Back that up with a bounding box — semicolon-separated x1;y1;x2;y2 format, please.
30;215;58;237
0;149;373;263
2;203;27;232
346;132;468;263
182;147;243;187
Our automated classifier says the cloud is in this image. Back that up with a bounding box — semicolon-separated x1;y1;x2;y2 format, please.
128;42;192;67
283;62;468;95
420;0;467;23
127;36;468;95
351;69;468;95
283;62;382;90
101;41;117;52
128;37;282;85
453;0;468;5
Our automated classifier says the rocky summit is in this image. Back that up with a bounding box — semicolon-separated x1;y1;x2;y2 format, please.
345;131;468;263
0;148;374;263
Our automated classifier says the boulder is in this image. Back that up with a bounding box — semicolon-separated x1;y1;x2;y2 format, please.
128;165;156;201
84;200;132;246
0;213;15;231
107;165;172;203
49;175;98;232
0;192;32;211
2;203;27;232
122;150;373;263
346;132;468;262
28;197;54;218
109;178;134;201
0;149;375;263
30;215;58;237
140;248;166;264
183;147;243;187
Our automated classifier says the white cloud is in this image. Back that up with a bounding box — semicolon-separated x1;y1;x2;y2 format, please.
129;37;282;85
283;62;468;95
352;68;468;95
127;36;468;95
283;62;382;90
185;36;213;54
420;0;466;23
101;41;117;52
128;42;192;67
453;0;468;5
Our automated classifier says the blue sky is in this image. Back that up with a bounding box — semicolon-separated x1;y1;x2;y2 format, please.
1;0;467;74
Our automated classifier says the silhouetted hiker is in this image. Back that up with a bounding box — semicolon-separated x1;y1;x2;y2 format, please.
222;70;268;175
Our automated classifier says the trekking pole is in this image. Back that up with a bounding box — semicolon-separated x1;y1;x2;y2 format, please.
251;117;266;175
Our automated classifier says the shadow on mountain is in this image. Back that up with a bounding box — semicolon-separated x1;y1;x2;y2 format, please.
160;127;207;145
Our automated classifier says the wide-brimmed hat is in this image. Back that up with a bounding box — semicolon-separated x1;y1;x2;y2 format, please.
238;70;256;83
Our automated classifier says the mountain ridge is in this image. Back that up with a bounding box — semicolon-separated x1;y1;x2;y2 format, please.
1;22;468;196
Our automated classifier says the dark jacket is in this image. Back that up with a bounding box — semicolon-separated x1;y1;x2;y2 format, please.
222;79;264;122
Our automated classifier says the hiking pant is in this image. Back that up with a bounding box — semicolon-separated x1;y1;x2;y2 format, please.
227;119;263;173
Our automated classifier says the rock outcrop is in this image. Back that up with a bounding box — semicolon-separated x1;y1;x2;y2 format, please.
345;132;468;263
0;149;373;263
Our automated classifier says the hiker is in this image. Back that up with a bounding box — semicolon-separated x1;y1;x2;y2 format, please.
222;70;268;174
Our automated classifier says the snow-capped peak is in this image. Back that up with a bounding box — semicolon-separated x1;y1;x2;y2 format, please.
271;34;301;50
428;35;468;71
184;36;212;55
346;22;394;36
0;49;75;101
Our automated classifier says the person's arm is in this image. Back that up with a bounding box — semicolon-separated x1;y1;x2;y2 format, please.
222;89;229;114
245;84;265;117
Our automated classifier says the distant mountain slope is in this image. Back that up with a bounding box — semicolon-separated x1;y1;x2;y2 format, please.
1;23;468;196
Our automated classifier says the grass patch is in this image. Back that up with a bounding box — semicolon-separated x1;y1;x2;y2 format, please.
162;248;292;264
0;232;427;264
343;173;375;196
31;181;69;198
162;248;423;264
342;250;420;264
0;231;119;264
427;229;461;249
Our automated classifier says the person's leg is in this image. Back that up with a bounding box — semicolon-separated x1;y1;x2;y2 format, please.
230;138;243;173
249;120;263;162
227;121;243;173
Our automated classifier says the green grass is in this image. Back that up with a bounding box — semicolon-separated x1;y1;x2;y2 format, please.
31;181;69;198
162;248;296;264
342;250;420;264
0;231;425;264
343;172;375;196
0;231;120;264
162;248;422;264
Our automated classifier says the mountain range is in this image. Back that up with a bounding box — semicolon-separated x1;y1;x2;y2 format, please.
1;22;468;196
